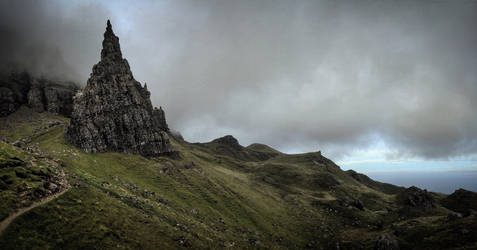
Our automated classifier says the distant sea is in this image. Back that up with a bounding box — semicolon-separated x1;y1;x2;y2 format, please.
365;171;477;194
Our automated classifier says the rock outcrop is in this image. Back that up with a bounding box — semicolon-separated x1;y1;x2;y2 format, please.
0;71;78;117
400;186;435;209
152;106;169;132
28;79;78;116
212;135;242;150
206;135;280;161
66;20;174;156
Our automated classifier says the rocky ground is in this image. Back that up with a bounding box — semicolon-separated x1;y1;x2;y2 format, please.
0;113;70;222
0;107;476;249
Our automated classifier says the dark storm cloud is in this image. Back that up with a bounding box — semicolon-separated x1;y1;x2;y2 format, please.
0;0;108;80
1;0;476;159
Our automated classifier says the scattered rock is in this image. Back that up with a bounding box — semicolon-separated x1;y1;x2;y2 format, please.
175;236;190;247
375;234;399;250
157;197;169;205
123;182;138;191
184;161;196;169
352;199;365;211
447;212;463;221
248;238;260;246
43;182;58;192
224;242;236;247
142;189;155;198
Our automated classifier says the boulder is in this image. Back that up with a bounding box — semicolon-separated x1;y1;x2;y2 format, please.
375;234;399;250
352;199;365;211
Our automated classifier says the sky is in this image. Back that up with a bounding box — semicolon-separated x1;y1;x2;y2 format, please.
1;0;477;175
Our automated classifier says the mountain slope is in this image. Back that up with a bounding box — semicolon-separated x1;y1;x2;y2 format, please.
0;107;476;249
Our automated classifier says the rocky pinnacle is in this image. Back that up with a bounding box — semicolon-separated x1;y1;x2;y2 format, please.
66;20;173;156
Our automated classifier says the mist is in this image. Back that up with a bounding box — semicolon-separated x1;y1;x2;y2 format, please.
1;0;476;160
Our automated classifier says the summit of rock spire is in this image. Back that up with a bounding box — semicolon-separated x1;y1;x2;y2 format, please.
101;20;122;61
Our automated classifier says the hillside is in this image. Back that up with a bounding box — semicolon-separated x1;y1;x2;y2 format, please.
0;107;476;249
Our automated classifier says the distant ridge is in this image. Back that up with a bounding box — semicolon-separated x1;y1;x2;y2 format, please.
246;143;282;154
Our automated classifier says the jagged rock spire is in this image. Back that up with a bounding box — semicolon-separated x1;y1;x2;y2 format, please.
101;20;122;61
66;20;174;156
90;20;132;80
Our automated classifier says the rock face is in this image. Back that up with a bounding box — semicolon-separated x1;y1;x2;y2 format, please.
28;79;78;115
66;20;174;156
152;106;169;131
0;71;78;117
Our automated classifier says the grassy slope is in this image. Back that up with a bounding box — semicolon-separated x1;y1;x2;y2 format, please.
0;108;476;249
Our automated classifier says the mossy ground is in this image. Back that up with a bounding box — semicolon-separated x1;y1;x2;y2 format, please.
0;107;476;249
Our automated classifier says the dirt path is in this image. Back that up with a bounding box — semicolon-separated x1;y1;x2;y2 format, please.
0;188;70;236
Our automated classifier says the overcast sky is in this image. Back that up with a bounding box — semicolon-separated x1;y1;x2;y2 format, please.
1;0;477;170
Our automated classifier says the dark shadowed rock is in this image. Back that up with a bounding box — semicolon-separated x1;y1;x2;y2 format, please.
446;211;463;221
400;186;435;209
27;79;78;116
375;234;399;250
213;135;241;148
66;20;174;156
352;199;365;211
0;72;31;117
152;106;169;131
201;135;282;161
0;71;78;117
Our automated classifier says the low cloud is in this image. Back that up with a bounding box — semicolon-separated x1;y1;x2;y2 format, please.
1;0;476;160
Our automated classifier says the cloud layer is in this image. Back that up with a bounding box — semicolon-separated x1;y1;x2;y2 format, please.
1;0;476;159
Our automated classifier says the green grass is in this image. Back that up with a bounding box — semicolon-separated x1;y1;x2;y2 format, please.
0;141;60;221
0;107;476;249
